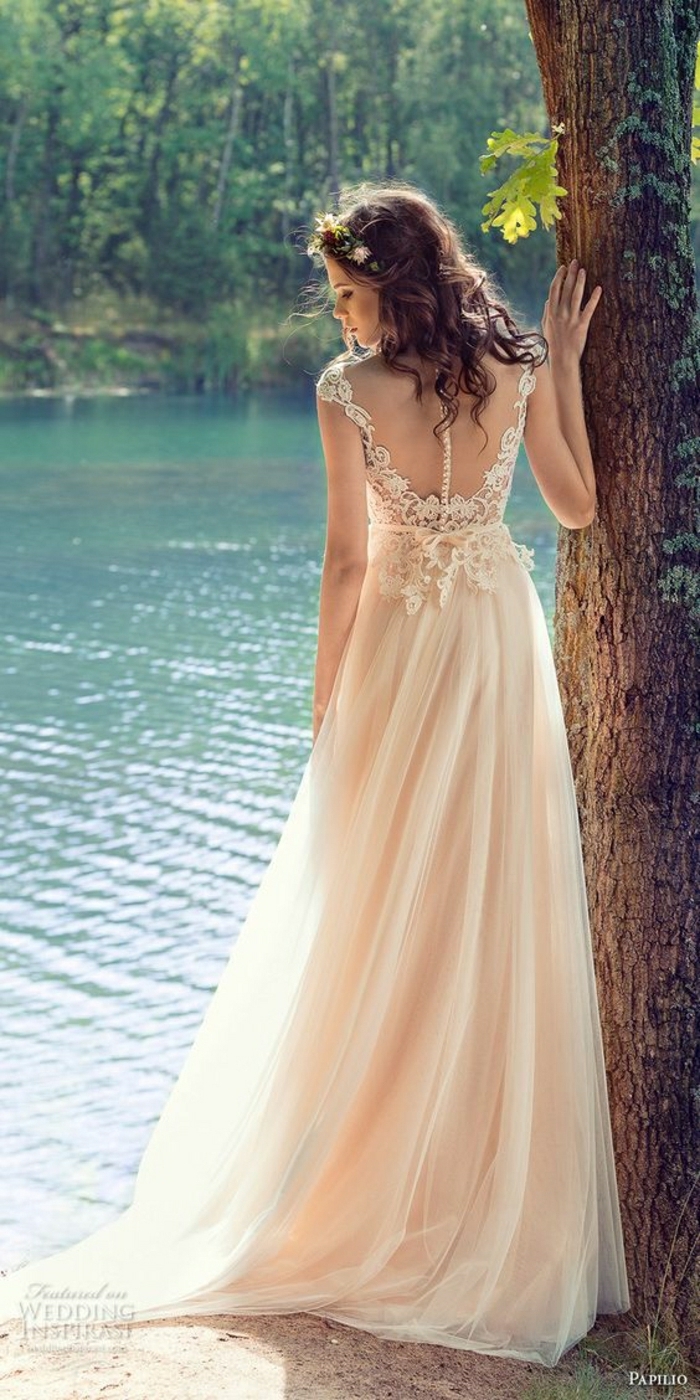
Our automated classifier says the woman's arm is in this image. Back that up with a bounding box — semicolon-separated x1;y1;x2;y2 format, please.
524;259;602;529
312;391;368;744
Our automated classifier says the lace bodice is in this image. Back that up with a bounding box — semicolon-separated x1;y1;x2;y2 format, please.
316;359;537;613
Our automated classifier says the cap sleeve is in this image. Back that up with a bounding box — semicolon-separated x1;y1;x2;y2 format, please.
316;362;352;407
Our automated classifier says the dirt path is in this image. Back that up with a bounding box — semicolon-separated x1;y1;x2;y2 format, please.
0;1309;578;1399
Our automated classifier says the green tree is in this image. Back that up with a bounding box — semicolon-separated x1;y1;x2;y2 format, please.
0;0;556;319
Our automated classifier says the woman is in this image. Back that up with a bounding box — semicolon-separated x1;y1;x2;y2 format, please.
0;182;629;1368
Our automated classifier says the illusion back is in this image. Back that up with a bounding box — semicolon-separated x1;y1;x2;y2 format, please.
317;360;537;614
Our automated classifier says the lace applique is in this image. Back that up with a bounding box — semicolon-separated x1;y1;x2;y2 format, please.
316;359;536;613
317;362;392;475
370;522;535;615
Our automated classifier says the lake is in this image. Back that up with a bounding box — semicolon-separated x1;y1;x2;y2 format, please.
0;389;557;1266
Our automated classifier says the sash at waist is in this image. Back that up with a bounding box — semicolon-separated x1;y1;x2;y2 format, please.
366;518;535;614
368;518;511;538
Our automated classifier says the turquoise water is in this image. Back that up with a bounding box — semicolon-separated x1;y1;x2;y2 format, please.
0;390;557;1266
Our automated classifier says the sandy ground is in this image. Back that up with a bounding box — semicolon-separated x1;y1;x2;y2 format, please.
0;1308;585;1400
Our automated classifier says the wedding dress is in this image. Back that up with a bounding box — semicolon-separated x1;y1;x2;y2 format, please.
0;357;630;1367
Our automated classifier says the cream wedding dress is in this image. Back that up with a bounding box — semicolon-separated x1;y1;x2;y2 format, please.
0;357;630;1367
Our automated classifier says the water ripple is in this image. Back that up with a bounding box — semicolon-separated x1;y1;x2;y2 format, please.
0;391;549;1265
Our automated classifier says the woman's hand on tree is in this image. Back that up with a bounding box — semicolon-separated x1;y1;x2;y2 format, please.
542;258;602;365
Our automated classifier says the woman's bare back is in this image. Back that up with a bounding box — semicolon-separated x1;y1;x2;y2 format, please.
343;352;528;504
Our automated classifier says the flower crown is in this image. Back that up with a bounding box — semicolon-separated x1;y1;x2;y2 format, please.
306;213;382;272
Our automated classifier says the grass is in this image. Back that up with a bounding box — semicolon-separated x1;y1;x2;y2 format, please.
522;1357;636;1400
520;1316;699;1399
521;1177;700;1400
577;1319;695;1397
521;1355;698;1400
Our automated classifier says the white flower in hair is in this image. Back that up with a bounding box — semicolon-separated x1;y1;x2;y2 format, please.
349;244;371;265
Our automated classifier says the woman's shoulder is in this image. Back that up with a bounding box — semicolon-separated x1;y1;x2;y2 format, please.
479;348;544;404
316;347;542;409
316;352;381;403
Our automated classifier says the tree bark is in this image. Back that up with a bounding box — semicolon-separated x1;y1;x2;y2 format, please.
524;0;699;1358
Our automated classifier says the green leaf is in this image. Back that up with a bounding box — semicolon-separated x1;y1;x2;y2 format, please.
479;127;568;243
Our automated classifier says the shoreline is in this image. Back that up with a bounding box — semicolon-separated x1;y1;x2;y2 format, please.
0;385;157;399
0;380;312;401
0;297;332;400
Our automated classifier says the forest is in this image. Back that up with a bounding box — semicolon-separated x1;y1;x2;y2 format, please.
8;0;697;390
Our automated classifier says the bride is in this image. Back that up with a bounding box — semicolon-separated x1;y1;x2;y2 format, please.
0;181;629;1369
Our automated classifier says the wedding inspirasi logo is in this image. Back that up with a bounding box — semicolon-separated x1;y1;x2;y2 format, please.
19;1281;134;1350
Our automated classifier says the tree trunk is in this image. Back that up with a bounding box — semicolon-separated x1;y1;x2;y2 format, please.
325;53;340;197
384;30;399;179
139;56;180;240
524;0;699;1358
211;50;244;232
281;60;295;243
30;101;61;306
5;96;28;205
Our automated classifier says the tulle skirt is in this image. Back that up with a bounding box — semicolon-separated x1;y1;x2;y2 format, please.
0;536;630;1366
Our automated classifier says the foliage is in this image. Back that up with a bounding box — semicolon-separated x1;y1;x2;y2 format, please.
483;37;700;242
0;0;558;326
479;123;567;241
0;0;696;358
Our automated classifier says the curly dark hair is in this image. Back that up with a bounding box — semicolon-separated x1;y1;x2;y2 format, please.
306;181;548;441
